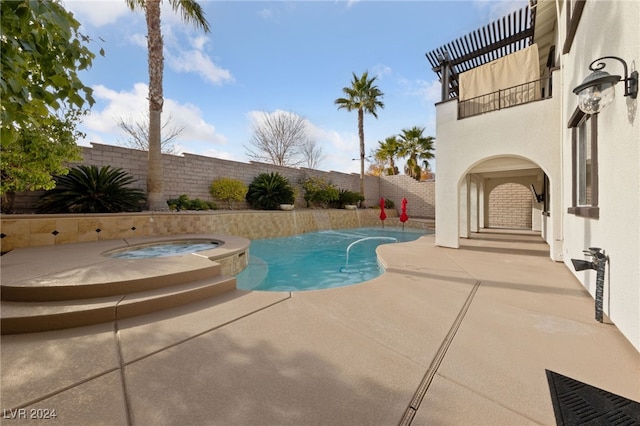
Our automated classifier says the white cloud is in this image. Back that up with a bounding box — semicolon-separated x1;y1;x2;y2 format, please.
65;0;131;27
345;0;361;9
79;83;227;147
473;0;524;21
398;78;441;104
164;33;234;86
372;64;392;79
129;33;147;49
414;79;442;104
307;125;360;173
258;8;275;21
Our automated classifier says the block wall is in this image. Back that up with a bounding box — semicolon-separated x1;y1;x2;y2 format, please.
488;183;532;229
9;144;432;217
380;175;435;219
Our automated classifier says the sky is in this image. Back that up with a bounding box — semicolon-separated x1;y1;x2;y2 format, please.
65;0;526;175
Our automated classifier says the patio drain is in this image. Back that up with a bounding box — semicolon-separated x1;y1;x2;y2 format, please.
546;370;640;425
399;280;481;425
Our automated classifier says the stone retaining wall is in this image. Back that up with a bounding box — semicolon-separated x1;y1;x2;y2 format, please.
0;209;433;253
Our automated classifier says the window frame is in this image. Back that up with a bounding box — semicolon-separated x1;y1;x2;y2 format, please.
563;0;586;54
567;107;599;218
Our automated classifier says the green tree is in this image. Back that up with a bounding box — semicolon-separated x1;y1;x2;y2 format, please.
374;136;401;176
335;71;384;197
125;0;210;210
398;126;435;181
0;0;98;212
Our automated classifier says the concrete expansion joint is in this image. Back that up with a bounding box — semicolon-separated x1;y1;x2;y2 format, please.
399;280;481;426
119;293;293;367
435;372;543;424
113;321;134;426
1;368;121;414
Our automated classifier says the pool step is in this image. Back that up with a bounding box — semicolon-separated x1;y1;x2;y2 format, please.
1;257;222;302
0;275;236;335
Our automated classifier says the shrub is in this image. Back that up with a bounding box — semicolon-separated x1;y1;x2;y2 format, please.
384;198;395;209
335;189;364;208
37;165;146;213
209;178;248;209
301;177;339;208
246;172;295;210
167;194;217;211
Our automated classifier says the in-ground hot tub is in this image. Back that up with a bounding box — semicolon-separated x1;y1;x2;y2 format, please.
104;239;221;259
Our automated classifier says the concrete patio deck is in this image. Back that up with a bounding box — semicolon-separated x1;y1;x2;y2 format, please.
1;229;638;425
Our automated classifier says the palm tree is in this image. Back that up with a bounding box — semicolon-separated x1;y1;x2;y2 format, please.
398;126;435;181
374;136;401;176
335;71;384;197
125;0;210;210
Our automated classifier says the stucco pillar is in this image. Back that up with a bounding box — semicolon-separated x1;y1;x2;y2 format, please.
470;176;479;232
459;175;471;238
478;179;486;230
550;176;563;261
435;175;460;249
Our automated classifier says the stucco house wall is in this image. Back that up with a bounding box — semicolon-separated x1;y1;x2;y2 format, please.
560;0;639;351
435;76;562;258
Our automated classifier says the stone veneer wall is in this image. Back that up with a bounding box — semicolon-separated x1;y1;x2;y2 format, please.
0;209;435;253
488;183;532;229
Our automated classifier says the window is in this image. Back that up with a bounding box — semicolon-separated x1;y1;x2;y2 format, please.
563;0;586;54
568;107;599;218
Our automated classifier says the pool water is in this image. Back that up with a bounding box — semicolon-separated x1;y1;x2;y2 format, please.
108;241;219;259
237;227;427;291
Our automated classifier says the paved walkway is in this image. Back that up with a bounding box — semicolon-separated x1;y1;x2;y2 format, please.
1;230;638;425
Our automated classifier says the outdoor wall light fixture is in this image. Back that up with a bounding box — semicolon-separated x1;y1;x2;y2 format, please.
573;56;638;114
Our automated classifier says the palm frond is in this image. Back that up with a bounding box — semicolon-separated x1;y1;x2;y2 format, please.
171;0;211;32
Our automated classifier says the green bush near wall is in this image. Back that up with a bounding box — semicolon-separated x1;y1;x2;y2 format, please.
210;178;248;209
246;172;295;210
301;177;340;208
167;194;217;211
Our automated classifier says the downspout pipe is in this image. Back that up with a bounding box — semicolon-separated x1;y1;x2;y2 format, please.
571;247;609;323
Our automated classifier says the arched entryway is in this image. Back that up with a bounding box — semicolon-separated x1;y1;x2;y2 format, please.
441;155;561;260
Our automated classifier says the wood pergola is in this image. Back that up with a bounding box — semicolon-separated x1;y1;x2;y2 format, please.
426;5;536;101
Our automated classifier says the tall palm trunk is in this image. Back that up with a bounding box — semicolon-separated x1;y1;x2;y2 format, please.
358;107;365;196
145;0;165;210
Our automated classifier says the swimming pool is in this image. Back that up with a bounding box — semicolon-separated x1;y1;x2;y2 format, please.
236;227;428;291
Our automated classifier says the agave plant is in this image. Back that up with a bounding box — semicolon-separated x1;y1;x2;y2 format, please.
246;172;295;210
38;165;146;213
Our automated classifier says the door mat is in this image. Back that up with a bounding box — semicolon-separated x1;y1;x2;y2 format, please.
546;370;640;425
